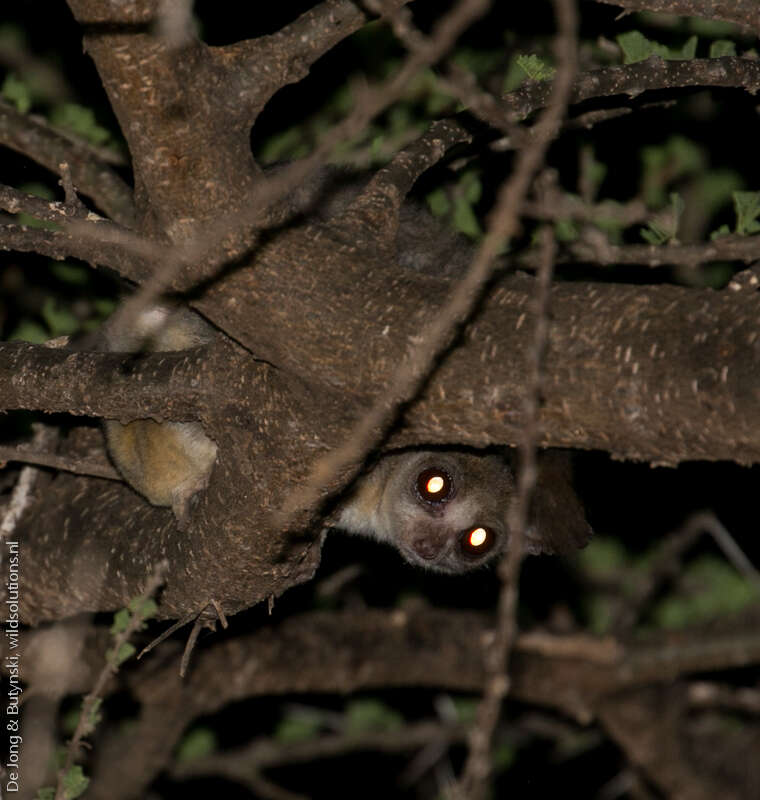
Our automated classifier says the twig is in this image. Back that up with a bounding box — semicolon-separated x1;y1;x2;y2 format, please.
0;182;103;225
549;233;760;270
0;99;134;226
694;511;760;589
171;718;466;794
0;426;58;541
612;510;760;632
137;598;229;677
689;681;760;714
54;561;169;800
455;0;578;794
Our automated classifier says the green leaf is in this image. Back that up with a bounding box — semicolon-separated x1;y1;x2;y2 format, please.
426;188;451;218
696;169;743;218
503;57;529;93
61;765;89;799
107;641;136;666
577;537;628;577
8;320;49;344
581;146;607;200
110;608;131;634
50;263;90;286
49;103;111;146
710;40;736;58
459;171;482;205
733;191;760;235
651;556;760;629
515;54;555;82
128;596;158;621
2;73;32;113
344;699;403;734
82;698;102;736
640;193;683;244
451;698;478;725
176;727;218;762
275;714;322;743
453;197;482;239
41;298;79;337
452;47;503;78
583;594;615;635
710;224;731;240
688;18;738;37
617;31;654;64
617;31;697;64
492;741;517;772
35;789;55;800
554;218;579;243
641;137;705;207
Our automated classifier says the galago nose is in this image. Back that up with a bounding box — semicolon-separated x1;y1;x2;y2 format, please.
411;537;442;560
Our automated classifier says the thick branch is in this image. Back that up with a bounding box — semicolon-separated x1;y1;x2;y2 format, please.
505;57;760;120
223;0;413;119
201;219;760;465
0;342;241;424
83;607;760;799
592;0;760;37
0;221;149;276
65;0;259;240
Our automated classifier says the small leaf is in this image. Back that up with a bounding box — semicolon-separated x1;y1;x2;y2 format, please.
450;698;478;725
275;714;322;743
50;103;111;146
459;170;482;205
128;596;158;621
50;263;90;286
577;537;628;577
618;31;697;64
452;197;482;239
733;191;760;235
176;727;218;762
8;320;49;344
82;698;102;736
640;193;683;244
710;40;736;58
107;642;136;666
617;31;656;64
344;699;403;734
2;73;32;113
61;765;89;799
35;789;55;800
110;608;131;634
515;54;555;81
554;218;579;243
41;298;79;337
492;741;517;772
651;556;760;628
710;224;731;240
426;188;450;217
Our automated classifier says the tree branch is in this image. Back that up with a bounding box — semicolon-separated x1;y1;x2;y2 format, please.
224;0;413;119
0;100;135;227
81;606;760;799
591;0;760;37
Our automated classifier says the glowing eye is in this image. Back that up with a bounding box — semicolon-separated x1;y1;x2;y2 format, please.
469;527;488;548
426;475;445;494
460;526;496;558
415;468;453;503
